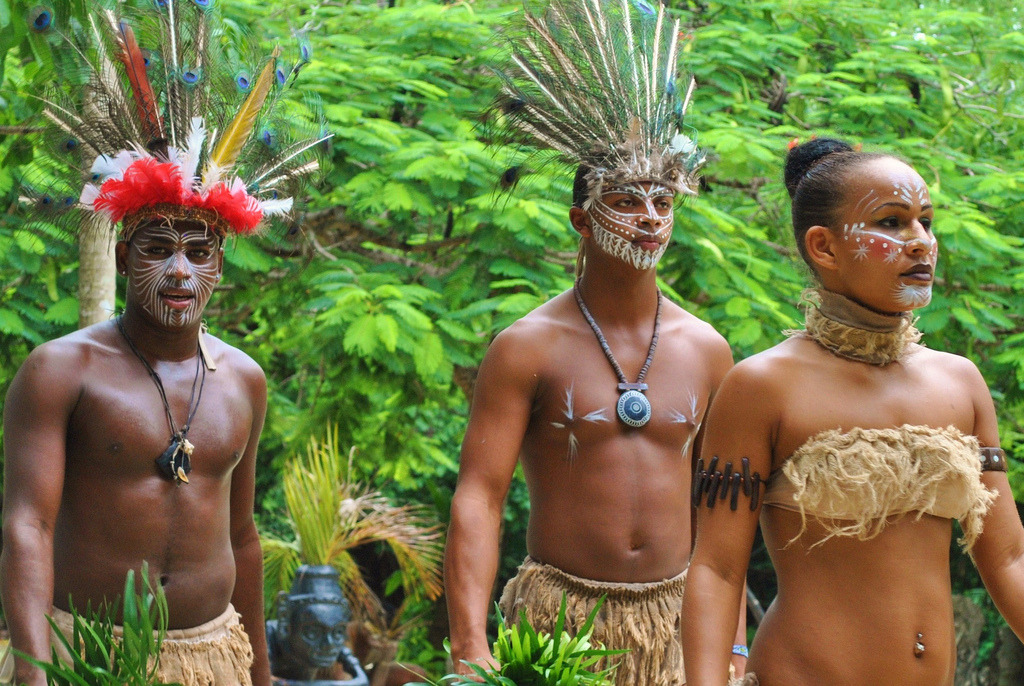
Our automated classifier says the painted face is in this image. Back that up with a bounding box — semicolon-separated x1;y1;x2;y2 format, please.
589;181;675;270
123;220;222;329
827;157;936;313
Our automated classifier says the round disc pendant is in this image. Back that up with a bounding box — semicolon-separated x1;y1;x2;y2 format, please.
617;390;652;428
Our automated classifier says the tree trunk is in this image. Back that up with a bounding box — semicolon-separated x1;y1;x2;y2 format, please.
954;594;992;686
993;625;1024;685
78;215;116;328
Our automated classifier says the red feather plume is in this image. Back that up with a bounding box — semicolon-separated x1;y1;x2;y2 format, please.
116;21;163;143
91;159;264;234
93;158;188;222
199;181;263;235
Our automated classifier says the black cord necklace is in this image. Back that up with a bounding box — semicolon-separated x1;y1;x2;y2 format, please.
116;316;206;484
573;280;662;428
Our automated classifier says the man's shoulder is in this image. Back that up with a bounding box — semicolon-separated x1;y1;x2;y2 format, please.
21;322;118;374
490;291;577;353
7;324;120;408
477;292;580;388
660;301;731;357
201;333;266;387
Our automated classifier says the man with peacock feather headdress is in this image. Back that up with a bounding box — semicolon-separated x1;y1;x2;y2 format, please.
1;2;327;685
444;0;746;683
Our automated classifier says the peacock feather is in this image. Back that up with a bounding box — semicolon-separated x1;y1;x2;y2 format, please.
20;0;330;237
491;0;705;206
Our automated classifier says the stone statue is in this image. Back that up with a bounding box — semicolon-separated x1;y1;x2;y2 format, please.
267;565;369;685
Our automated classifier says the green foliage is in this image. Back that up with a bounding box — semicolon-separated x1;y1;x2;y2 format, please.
419;597;620;686
213;0;576;497
17;565;180;686
3;0;1024;662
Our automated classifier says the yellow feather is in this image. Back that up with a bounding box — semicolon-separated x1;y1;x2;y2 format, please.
205;46;281;180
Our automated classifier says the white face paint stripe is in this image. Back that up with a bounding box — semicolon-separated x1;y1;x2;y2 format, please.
591;203;673;240
604;183;675;225
851;189;879;216
592;226;667;270
606;182;675;197
128;223;220;327
890;179;927;206
845;226;938;254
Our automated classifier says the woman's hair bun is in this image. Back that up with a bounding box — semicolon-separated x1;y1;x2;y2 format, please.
784;138;854;199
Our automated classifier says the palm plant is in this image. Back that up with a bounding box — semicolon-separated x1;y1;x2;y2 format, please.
261;425;444;648
17;564;181;686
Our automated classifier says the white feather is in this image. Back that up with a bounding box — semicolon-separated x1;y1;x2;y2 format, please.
89;150;140;183
259;197;294;216
179;117;207;187
79;184;100;206
88;154;120;181
201;161;227;192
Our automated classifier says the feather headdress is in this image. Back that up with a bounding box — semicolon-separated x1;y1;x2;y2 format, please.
20;0;329;239
492;0;705;208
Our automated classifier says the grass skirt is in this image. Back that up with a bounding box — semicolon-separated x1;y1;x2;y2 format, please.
48;603;254;686
498;556;687;686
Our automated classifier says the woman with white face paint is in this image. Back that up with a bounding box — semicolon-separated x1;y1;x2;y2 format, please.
682;138;1024;686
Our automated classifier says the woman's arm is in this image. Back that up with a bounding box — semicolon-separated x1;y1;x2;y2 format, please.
682;358;779;686
967;360;1024;641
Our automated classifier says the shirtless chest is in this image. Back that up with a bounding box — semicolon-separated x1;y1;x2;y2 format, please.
50;344;257;623
64;355;252;484
514;319;721;579
522;331;714;468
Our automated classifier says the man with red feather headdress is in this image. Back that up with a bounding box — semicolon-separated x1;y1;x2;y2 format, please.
0;2;327;685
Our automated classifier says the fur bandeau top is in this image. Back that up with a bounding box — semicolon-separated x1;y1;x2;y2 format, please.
763;425;997;550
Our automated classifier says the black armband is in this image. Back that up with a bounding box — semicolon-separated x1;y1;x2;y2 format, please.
980;447;1008;472
692;456;762;511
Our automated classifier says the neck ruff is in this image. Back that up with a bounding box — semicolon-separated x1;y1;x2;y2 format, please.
793;289;921;365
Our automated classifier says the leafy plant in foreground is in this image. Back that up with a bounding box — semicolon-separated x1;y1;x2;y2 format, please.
17;563;180;686
427;595;622;686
